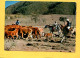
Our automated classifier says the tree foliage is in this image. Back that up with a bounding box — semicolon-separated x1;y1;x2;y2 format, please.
59;17;67;22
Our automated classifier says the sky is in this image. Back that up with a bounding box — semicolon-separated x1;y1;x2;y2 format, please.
5;1;19;8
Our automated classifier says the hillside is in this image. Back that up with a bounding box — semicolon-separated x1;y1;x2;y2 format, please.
5;1;76;15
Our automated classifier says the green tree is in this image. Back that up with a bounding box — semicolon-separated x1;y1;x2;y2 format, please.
59;17;67;24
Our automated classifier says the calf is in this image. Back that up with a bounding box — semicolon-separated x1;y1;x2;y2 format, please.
44;33;53;41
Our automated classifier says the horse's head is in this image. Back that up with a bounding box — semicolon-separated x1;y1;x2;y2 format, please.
52;24;56;27
59;24;63;30
59;24;66;30
44;25;49;28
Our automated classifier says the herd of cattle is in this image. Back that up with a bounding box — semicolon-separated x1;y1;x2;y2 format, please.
5;24;51;40
5;24;76;42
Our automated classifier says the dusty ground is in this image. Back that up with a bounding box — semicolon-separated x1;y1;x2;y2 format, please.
5;14;76;52
4;36;75;52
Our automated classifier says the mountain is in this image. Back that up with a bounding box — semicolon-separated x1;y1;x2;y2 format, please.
5;1;76;15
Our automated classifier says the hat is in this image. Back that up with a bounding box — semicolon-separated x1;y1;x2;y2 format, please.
55;21;57;23
67;19;69;21
17;20;19;21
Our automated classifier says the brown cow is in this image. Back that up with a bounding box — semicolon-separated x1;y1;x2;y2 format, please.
5;25;21;40
5;25;21;30
28;26;41;39
38;28;44;37
5;28;19;40
18;26;32;40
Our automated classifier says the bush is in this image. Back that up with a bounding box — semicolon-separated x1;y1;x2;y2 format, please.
31;13;39;23
42;18;46;23
59;17;67;22
10;16;14;19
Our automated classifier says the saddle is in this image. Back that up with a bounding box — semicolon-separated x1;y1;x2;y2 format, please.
65;26;73;34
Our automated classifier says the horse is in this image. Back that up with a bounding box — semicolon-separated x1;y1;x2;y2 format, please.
53;24;62;37
44;25;55;33
44;24;62;37
71;27;76;36
60;24;73;43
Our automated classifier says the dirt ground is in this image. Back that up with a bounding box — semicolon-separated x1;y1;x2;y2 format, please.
4;35;75;52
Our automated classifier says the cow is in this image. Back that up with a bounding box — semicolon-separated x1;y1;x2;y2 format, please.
5;25;21;29
5;28;19;41
5;25;22;32
5;25;22;40
38;28;44;37
28;26;41;39
18;26;33;40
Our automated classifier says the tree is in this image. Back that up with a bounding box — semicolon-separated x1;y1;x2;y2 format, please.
59;17;67;24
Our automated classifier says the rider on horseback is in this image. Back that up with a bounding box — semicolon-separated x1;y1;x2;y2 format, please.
54;21;58;30
64;19;71;33
66;19;71;29
16;20;20;25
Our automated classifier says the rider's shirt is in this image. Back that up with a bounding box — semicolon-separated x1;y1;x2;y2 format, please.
54;22;58;29
54;22;57;26
16;21;20;25
67;21;70;27
66;21;71;29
